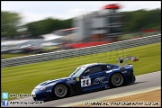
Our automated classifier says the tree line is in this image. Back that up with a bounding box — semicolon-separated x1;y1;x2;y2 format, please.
1;8;161;39
122;9;161;33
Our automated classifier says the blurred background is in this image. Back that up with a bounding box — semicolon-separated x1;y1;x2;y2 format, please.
1;1;161;58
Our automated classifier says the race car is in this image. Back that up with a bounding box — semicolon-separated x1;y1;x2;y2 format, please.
31;56;139;101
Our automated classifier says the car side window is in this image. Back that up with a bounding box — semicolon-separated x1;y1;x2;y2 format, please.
91;66;102;74
84;65;103;75
111;65;118;69
101;65;110;71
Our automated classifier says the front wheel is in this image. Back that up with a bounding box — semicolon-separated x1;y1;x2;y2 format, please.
110;73;124;87
53;84;68;99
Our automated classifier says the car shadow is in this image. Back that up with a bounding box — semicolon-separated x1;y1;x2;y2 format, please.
131;81;148;85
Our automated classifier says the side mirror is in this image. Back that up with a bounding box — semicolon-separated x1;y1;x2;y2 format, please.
84;70;90;76
84;72;88;76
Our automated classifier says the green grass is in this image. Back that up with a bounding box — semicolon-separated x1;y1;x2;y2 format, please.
1;54;32;59
1;42;161;100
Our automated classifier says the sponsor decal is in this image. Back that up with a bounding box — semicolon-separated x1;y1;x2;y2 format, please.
106;70;112;73
93;76;108;85
66;78;76;84
122;71;127;73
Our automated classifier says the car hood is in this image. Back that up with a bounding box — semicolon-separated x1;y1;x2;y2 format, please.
35;77;71;88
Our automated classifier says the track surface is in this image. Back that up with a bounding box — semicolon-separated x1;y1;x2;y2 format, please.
8;71;161;107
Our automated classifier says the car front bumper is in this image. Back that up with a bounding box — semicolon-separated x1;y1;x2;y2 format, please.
31;88;53;101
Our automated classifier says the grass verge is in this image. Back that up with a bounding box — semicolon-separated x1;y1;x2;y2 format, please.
1;54;31;59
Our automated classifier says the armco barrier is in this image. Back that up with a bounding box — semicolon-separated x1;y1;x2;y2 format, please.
1;34;161;68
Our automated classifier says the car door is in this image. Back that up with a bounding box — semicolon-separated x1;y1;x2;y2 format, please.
80;65;108;92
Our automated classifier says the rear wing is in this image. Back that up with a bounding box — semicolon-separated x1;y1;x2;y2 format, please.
117;56;139;66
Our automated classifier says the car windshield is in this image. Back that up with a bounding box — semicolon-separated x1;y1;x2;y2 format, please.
69;66;86;77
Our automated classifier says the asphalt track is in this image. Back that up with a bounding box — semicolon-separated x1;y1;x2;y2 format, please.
7;71;161;107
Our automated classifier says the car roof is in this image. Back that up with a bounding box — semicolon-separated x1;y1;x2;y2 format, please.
80;63;107;68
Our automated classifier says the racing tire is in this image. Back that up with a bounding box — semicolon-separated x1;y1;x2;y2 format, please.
53;84;68;99
110;73;124;87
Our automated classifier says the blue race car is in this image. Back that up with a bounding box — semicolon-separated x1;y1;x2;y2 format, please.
31;56;139;101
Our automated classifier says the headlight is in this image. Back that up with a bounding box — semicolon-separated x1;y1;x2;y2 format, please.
39;84;54;90
40;86;48;90
31;92;36;97
31;90;36;97
31;91;35;95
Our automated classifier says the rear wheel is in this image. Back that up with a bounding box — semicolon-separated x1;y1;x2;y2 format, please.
53;84;68;99
110;73;124;87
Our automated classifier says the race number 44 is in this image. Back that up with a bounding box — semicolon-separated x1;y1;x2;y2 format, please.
81;78;91;87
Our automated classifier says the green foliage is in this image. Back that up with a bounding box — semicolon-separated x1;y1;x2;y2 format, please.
1;11;22;38
122;9;161;32
25;18;72;37
1;43;161;100
1;54;31;59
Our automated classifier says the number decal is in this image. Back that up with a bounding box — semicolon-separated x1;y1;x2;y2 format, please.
81;78;91;87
